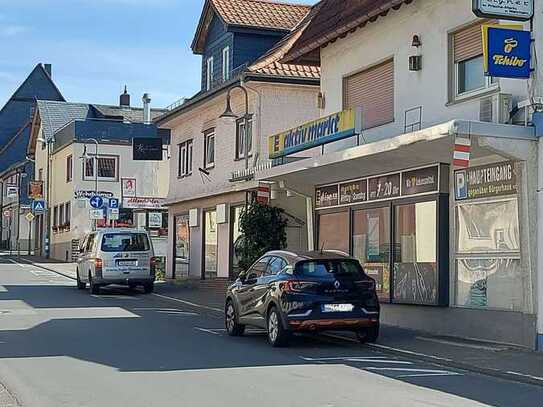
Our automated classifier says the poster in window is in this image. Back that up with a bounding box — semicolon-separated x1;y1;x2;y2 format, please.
148;212;163;228
393;263;438;305
364;264;384;292
122;178;136;197
367;216;380;258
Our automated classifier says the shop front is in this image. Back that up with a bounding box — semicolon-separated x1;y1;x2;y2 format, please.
258;119;539;348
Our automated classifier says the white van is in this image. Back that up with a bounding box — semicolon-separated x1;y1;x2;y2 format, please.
76;229;157;295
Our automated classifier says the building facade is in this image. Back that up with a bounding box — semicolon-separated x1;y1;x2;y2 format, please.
251;0;542;349
29;94;170;261
157;0;321;280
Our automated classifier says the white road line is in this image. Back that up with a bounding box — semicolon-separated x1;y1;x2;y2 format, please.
367;343;453;362
151;293;223;313
397;373;463;378
365;367;460;375
506;371;543;382
194;327;223;336
416;336;507;351
301;356;388;361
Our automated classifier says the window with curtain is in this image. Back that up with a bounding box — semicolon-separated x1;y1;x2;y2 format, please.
236;116;253;159
204;130;215;169
84;156;117;181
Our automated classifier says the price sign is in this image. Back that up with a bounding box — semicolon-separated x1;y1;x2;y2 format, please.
368;173;401;201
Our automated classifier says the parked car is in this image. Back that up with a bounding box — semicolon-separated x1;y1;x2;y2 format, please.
225;250;380;347
76;229;157;295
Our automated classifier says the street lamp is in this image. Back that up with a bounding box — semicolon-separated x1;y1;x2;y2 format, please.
220;85;251;170
80;138;100;230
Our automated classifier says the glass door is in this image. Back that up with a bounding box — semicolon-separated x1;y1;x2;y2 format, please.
174;215;190;278
203;209;218;279
352;206;391;302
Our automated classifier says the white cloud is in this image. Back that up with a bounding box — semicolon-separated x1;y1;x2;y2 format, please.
0;24;28;37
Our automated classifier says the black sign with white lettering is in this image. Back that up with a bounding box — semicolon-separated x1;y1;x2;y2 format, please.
454;161;517;201
368;173;401;201
402;166;439;196
315;184;339;208
133;137;163;161
339;179;367;205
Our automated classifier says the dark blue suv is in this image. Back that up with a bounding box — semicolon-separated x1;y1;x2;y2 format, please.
225;250;380;347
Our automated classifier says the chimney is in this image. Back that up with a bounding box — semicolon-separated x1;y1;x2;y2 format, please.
44;64;52;78
142;93;151;124
120;85;130;107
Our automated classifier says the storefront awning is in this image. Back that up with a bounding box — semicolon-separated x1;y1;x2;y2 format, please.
256;120;536;194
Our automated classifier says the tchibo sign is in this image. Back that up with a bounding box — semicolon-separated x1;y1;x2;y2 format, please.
473;0;534;21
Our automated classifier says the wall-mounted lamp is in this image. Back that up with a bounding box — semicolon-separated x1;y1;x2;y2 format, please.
411;34;422;48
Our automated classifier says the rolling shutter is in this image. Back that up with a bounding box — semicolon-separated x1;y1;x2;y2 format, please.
343;59;394;130
453;20;495;63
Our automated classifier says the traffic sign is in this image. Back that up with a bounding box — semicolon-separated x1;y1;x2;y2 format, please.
3;210;11;218
108;208;120;220
109;198;119;209
31;199;46;214
6;185;18;198
89;195;104;209
25;212;35;222
89;209;104;220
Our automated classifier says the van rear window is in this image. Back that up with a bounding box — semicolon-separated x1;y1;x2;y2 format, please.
101;233;150;252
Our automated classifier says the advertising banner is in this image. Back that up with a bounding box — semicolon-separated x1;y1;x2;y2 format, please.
28;181;44;199
268;109;362;159
454;161;517;201
483;25;531;79
133;137;163;161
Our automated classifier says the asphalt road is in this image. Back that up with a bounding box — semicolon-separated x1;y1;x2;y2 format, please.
0;255;542;407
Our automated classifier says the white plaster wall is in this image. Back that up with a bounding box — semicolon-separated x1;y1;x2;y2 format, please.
320;0;531;151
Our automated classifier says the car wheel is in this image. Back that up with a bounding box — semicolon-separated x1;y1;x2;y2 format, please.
225;300;245;336
76;269;86;290
356;325;379;344
267;306;289;347
143;283;154;294
89;273;100;295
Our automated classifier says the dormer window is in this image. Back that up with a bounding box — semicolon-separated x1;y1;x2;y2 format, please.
222;47;230;81
206;57;214;91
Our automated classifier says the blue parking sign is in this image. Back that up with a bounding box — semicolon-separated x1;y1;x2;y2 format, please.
109;198;119;209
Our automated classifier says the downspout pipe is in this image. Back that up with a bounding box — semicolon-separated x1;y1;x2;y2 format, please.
534;111;543;351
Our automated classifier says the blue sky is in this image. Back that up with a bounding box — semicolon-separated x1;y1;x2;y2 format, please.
0;0;317;109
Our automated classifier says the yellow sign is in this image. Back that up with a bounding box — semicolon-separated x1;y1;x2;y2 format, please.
25;212;35;222
268;109;361;159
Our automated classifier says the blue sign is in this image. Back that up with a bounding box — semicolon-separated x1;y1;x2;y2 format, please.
485;27;531;79
31;199;46;214
109;198;119;209
89;195;104;209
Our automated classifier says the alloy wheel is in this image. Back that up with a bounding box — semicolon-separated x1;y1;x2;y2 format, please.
268;311;279;343
226;304;235;333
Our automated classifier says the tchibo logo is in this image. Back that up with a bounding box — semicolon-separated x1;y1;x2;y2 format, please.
455;170;467;200
504;38;518;54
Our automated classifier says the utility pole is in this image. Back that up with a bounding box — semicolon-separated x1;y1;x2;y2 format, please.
0;180;4;250
16;168;22;258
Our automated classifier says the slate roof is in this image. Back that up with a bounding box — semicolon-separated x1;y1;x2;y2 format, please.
282;0;414;65
36;100;167;141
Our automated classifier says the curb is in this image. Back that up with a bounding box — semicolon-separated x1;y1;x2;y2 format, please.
19;258;77;281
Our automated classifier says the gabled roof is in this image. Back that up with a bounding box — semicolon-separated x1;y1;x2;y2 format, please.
8;63;65;103
192;0;311;54
282;0;414;65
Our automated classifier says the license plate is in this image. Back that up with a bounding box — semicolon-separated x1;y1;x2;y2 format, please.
322;304;354;313
118;260;136;266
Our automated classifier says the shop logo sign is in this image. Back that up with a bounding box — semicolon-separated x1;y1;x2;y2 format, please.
455;171;468;200
483;26;531;79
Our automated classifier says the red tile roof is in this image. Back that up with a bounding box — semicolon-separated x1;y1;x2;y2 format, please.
212;0;311;31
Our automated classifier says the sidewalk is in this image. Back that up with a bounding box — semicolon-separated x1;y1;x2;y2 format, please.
20;255;543;387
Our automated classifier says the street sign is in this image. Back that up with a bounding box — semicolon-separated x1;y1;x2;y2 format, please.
31;199;46;214
109;198;119;209
108;208;120;220
89;209;105;220
6;185;18;198
25;212;35;222
473;0;534;21
89;195;104;209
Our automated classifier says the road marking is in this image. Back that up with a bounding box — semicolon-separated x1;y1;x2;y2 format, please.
397;373;462;378
365;367;460;375
152;293;223;313
195;327;223;335
300;356;412;364
366;343;453;362
301;356;388;361
506;371;543;382
416;336;508;351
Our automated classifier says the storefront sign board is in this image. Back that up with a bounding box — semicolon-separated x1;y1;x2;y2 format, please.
75;190;114;200
339;180;367;205
122;197;166;209
454;161;517;201
315;184;339;208
402;166;439;196
473;0;533;21
483;25;531;79
133;137;163;161
268;109;362;159
368;173;401;201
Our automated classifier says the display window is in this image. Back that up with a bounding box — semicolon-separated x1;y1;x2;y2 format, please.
174;215;190;278
318;211;349;253
203;210;218;279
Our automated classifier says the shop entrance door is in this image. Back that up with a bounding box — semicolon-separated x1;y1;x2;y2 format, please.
352;206;391;302
174;215;190;279
203;209;218;280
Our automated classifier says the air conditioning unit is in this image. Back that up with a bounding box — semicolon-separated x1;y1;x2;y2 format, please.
479;93;512;124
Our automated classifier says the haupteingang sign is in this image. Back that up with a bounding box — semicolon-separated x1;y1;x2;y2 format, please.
268;108;362;159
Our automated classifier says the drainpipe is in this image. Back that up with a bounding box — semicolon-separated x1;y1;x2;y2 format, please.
535;110;543;351
241;77;262;166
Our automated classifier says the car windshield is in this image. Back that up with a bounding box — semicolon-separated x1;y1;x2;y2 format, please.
101;233;150;252
295;259;364;278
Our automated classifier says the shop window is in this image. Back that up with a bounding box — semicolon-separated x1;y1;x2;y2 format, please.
53;205;59;227
65;202;71;225
451;21;496;100
66;155;73;183
352;207;391;301
393;201;438;305
206;57;214;91
222;47;230;81
231;205;244;277
178;140;193;177
84;156;118;181
204;210;217;279
343;59;394;129
318;211;349;254
117;208;134;228
204;130;215;169
455;198;522;310
175;215;190;278
236;116;253;160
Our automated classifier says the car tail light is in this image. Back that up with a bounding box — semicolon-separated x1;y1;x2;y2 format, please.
355;279;376;291
94;258;103;278
281;280;318;293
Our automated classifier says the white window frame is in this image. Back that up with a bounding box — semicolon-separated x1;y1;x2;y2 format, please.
83;155;118;182
236;116;253;160
204;130;215;169
222;47;230;81
178;140;193;178
454;55;495;100
206;57;214;91
66;154;73;183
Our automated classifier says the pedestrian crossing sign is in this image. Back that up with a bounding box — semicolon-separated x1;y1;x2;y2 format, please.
31;199;46;214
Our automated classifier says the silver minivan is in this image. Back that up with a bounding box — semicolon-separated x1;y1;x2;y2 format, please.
76;229;157;295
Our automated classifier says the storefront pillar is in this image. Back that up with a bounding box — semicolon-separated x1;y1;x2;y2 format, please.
535;111;543;351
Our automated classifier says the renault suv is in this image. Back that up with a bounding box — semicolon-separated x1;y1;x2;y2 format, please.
225;250;380;347
76;229;157;295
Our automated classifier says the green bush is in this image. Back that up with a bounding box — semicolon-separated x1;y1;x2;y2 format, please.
238;203;287;271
